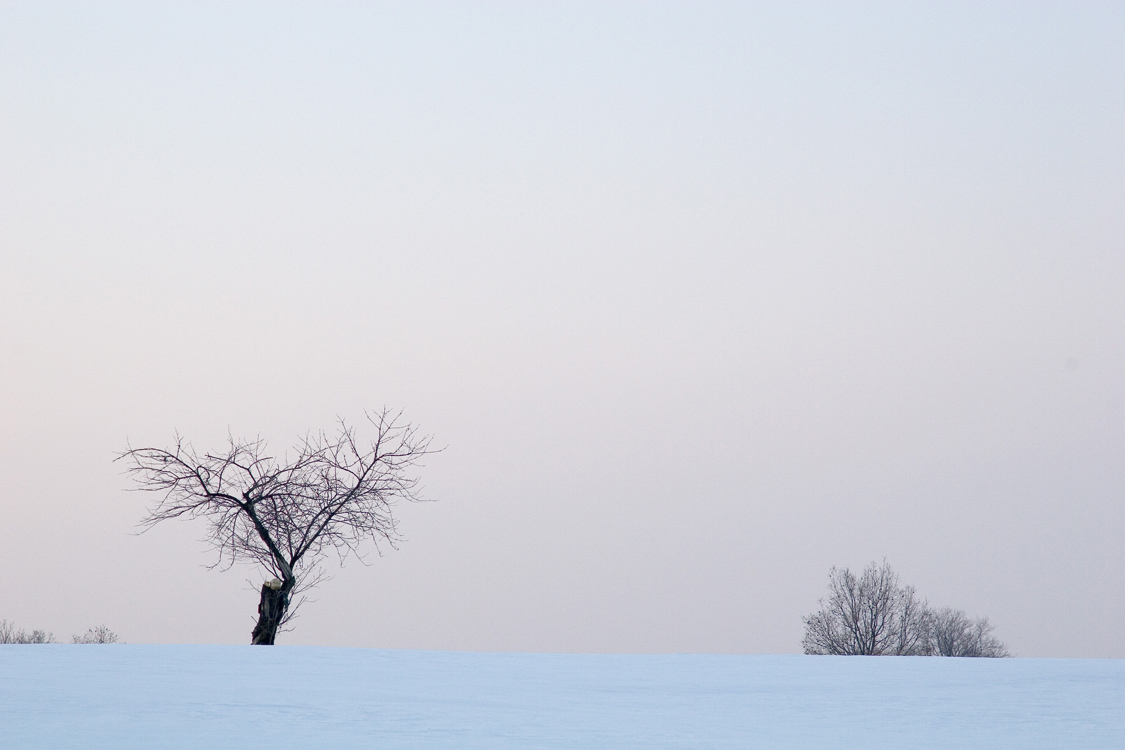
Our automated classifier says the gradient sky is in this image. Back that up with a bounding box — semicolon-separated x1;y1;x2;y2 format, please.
1;2;1123;657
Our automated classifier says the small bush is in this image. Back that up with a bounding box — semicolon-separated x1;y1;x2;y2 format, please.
0;620;56;644
931;607;1009;657
72;625;121;644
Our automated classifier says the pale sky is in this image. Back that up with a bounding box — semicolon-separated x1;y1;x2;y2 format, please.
1;2;1123;657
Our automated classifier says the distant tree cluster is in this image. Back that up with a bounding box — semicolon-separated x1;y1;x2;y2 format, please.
0;620;120;645
802;561;1009;657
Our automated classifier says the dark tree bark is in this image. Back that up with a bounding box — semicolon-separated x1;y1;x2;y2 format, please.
251;578;294;645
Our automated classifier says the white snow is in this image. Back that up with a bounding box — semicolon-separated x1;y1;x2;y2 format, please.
1;646;1122;748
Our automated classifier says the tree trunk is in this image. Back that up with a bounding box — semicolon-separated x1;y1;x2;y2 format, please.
251;579;292;645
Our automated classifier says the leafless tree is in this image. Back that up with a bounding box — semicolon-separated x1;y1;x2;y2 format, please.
0;620;55;644
72;625;121;644
802;560;933;655
931;607;1009;657
119;410;434;645
803;561;1010;657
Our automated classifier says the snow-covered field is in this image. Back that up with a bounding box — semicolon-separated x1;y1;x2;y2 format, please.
1;646;1122;749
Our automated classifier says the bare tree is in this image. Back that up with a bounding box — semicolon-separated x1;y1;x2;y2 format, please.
931;607;1009;657
119;410;434;645
802;561;1010;657
802;560;932;655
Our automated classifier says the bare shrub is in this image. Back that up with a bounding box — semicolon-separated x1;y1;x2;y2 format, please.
72;625;121;644
931;607;1009;657
0;620;56;644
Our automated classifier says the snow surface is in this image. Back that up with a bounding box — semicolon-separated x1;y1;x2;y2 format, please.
1;646;1122;749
